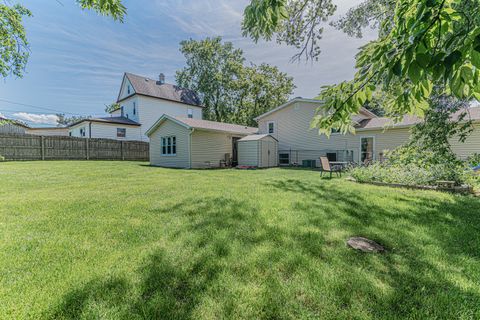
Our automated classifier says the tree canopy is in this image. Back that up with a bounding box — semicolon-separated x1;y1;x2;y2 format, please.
242;0;480;134
0;0;126;79
176;37;295;126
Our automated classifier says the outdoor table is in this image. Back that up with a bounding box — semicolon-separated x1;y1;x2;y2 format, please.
329;161;349;171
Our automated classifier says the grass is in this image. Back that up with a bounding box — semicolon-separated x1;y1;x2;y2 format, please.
1;161;480;319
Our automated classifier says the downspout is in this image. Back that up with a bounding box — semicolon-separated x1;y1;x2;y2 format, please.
89;121;92;138
189;128;195;169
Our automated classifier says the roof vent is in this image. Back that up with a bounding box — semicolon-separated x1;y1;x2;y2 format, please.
159;73;165;84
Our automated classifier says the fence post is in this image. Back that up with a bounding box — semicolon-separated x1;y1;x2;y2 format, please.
41;136;45;160
121;141;125;161
86;138;89;160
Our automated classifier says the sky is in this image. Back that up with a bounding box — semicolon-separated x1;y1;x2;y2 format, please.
0;0;376;127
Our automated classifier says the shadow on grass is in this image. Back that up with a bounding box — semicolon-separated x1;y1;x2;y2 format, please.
49;183;480;319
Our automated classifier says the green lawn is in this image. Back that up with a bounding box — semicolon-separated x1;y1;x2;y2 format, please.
1;161;480;319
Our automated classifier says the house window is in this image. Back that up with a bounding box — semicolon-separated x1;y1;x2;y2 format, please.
69;132;72;136
331;128;340;135
187;108;193;118
79;127;86;137
127;85;131;95
279;153;290;165
161;136;176;155
121;106;124;117
267;121;275;134
117;128;126;138
133;102;136;115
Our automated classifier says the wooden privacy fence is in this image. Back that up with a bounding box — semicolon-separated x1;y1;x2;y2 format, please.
0;134;149;161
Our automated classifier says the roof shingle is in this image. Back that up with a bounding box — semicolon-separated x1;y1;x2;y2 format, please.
119;73;202;107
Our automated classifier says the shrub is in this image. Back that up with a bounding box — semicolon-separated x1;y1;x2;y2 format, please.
0;155;5;161
467;153;480;167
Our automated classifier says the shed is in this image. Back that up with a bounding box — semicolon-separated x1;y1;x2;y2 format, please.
238;134;278;168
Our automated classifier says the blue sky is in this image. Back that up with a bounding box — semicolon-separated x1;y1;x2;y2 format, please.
0;0;375;126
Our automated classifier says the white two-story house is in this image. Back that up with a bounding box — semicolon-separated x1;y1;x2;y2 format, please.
69;72;204;141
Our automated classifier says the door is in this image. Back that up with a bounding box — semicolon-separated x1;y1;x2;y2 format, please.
232;137;241;166
360;137;374;164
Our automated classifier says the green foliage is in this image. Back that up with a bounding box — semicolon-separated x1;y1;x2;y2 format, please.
176;37;294;125
0;4;32;78
104;102;120;114
467;153;480;166
316;0;480;132
242;0;337;61
76;0;126;22
55;113;90;126
0;155;5;161
0;1;125;79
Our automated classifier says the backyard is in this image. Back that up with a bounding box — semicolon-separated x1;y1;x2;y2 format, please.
1;161;480;319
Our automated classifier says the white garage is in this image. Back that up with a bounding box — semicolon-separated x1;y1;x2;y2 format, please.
238;134;278;168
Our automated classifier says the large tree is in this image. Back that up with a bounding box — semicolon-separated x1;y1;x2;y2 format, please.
176;37;295;126
0;0;126;79
242;0;480;134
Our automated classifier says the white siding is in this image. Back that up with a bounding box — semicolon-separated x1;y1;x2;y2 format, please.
238;141;259;166
238;136;278;167
118;77;134;101
149;120;191;168
258;102;480;163
118;96;140;123
110;109;122;117
27;128;69;136
137;95;203;140
190;130;238;168
69;122;142;141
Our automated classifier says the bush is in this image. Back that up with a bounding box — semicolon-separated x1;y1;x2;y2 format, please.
0;155;5;161
349;144;474;187
467;153;480;167
349;162;466;186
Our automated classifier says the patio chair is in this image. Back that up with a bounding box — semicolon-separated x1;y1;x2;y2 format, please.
319;156;342;178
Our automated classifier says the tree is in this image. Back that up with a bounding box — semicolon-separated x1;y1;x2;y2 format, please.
56;113;90;127
242;0;480;133
176;37;295;125
104;102;120;114
0;0;126;79
242;0;336;62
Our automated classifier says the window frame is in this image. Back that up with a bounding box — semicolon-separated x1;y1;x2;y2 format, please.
187;108;193;118
161;135;177;156
267;121;275;134
117;128;126;138
279;153;290;165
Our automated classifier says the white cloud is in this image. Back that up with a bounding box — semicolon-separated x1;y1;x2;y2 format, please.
12;113;59;125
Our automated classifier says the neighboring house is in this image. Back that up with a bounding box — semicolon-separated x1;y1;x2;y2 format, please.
27;127;69;136
0;117;29;134
68;117;142;141
146;114;257;168
111;72;204;141
255;97;480;165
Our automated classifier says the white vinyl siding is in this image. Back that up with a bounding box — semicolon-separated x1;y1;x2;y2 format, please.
149;120;190;168
27;128;69;136
450;123;480;159
238;136;278;167
68;122;142;141
137;96;203;140
190;130;236;168
238;141;258;166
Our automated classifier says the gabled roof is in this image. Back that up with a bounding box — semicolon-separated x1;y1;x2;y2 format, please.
254;97;377;121
355;107;480;131
146;114;258;136
238;134;278;142
117;72;203;107
69;117;141;128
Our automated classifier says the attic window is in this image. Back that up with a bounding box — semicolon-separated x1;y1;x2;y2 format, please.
127;85;131;95
133;102;136;115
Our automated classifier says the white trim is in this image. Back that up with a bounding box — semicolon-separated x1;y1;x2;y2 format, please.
359;136;375;163
145;114;191;136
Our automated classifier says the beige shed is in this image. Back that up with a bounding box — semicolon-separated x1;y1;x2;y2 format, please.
238;134;278;168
